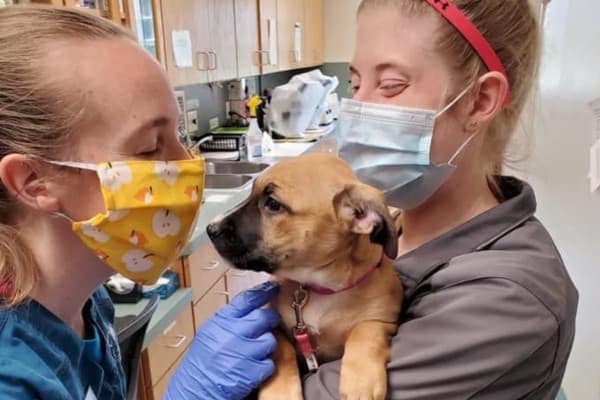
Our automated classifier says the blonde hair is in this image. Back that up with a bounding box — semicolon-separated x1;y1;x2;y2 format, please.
358;0;541;191
0;5;134;307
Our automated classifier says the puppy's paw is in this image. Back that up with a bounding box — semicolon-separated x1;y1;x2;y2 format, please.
339;361;387;400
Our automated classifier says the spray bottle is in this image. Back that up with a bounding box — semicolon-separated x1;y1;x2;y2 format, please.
246;95;264;161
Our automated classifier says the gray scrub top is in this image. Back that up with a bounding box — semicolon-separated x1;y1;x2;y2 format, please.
303;177;578;400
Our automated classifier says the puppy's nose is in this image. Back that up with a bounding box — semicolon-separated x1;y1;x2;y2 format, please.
206;222;221;240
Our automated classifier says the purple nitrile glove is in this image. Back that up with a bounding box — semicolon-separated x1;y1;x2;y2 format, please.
164;281;280;400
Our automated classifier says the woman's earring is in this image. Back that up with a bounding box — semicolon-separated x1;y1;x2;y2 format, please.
468;121;480;132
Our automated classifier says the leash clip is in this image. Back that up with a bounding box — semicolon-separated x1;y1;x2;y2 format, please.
292;285;309;330
291;285;319;372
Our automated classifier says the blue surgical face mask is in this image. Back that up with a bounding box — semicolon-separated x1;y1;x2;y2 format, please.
336;86;475;210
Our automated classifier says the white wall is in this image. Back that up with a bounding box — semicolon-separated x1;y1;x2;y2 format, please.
515;1;600;399
323;0;361;62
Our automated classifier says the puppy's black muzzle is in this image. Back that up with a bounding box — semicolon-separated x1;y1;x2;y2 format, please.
207;212;276;273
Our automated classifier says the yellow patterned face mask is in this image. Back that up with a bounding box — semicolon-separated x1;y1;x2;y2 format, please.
49;158;205;284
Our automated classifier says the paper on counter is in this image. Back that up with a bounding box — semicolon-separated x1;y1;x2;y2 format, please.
268;18;278;65
171;30;193;68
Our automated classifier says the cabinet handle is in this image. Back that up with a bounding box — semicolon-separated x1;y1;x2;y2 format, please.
166;334;187;349
162;321;177;335
215;291;230;297
254;50;263;66
208;51;218;70
262;50;271;66
290;50;301;65
201;260;220;271
196;51;210;71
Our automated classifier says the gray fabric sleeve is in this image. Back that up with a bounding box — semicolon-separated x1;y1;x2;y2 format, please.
302;278;558;400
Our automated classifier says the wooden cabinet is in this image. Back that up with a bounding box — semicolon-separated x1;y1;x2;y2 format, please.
276;0;304;71
258;0;279;74
257;0;323;73
145;305;195;386
127;0;164;61
208;0;238;82
159;0;212;86
185;242;229;303
226;269;270;298
193;276;229;328
235;0;262;77
303;0;324;67
151;357;180;400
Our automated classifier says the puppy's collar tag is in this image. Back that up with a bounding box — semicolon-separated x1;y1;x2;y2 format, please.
305;253;384;296
292;286;319;372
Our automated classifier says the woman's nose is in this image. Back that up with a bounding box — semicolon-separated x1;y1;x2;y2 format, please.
351;87;371;103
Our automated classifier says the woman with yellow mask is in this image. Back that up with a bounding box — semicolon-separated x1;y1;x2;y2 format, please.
0;6;277;399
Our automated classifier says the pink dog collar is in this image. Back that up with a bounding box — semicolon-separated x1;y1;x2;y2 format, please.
305;255;384;296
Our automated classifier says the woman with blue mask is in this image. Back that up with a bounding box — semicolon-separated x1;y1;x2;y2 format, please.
303;0;578;399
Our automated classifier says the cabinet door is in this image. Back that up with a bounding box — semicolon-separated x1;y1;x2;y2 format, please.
235;0;261;78
258;0;279;74
208;0;238;82
277;0;304;71
193;276;229;329
303;0;323;67
160;0;211;86
129;0;159;58
226;269;270;298
146;306;195;385
186;243;228;303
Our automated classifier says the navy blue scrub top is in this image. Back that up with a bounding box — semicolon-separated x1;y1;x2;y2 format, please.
0;286;126;400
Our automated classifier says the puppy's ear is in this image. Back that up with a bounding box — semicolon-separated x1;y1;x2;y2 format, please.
333;183;398;259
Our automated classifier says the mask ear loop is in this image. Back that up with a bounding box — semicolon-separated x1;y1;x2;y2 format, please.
45;160;98;222
51;211;75;223
46;160;98;171
448;133;478;166
434;84;475;119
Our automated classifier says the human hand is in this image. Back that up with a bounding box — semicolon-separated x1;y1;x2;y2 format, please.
164;281;280;400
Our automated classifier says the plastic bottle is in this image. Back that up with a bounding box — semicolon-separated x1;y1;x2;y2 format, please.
246;95;264;161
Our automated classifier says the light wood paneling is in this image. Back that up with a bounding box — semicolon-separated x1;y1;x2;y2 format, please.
235;0;261;77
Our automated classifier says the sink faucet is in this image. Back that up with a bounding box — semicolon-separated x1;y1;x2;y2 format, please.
188;135;214;152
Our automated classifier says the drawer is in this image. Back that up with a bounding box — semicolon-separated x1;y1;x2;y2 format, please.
147;306;194;385
193;276;228;329
226;269;271;298
186;243;228;302
151;353;182;400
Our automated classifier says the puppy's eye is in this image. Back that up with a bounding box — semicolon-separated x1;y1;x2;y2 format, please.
264;196;284;214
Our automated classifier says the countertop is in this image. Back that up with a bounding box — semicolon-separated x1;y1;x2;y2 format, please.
113;129;336;350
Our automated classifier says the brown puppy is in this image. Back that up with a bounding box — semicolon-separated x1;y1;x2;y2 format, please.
207;153;403;400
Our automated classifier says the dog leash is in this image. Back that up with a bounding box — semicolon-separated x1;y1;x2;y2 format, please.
291;285;319;372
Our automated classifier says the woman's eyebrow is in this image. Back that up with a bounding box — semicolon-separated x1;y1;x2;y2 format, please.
375;61;411;75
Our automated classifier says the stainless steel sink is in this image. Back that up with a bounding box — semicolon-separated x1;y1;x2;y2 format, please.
204;174;253;189
205;161;269;175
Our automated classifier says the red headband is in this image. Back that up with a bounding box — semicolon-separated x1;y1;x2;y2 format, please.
423;0;511;105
